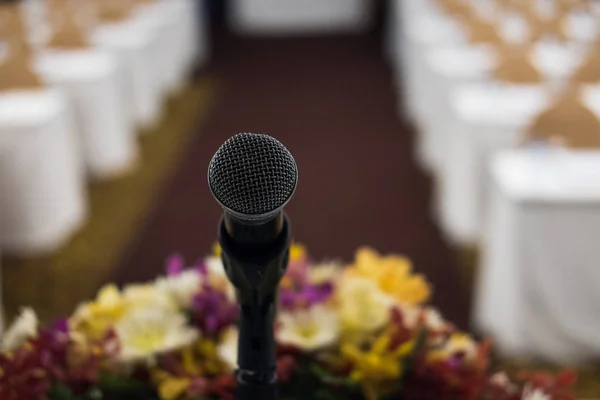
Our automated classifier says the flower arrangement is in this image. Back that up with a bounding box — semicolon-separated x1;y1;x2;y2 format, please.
0;245;576;400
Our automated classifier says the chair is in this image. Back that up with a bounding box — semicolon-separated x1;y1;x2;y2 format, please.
228;0;373;35
133;0;201;95
572;40;600;83
475;147;600;362
0;89;87;255
525;86;600;149
0;4;82;256
435;81;600;246
0;254;3;334
34;0;139;180
0;6;87;254
91;4;163;129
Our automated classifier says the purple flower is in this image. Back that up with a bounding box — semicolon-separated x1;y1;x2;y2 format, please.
52;319;69;334
191;284;238;336
279;282;333;310
166;254;185;276
194;258;208;277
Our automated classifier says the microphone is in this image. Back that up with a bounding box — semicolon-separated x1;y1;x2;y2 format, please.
208;132;297;244
208;132;298;400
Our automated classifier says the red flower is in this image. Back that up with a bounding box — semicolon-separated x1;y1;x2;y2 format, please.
277;355;296;382
0;328;117;399
206;374;236;400
388;307;414;349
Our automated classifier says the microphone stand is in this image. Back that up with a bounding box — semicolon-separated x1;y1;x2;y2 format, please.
219;216;291;400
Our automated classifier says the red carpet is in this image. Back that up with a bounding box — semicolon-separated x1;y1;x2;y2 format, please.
113;29;470;328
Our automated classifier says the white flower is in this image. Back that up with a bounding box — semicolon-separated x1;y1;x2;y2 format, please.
521;385;551;400
115;306;198;363
277;305;340;351
205;256;225;275
397;303;421;329
307;262;342;285
217;327;238;370
1;308;38;351
423;307;448;331
122;283;177;311
490;372;518;393
490;372;511;386
155;269;202;307
338;276;395;334
205;256;236;301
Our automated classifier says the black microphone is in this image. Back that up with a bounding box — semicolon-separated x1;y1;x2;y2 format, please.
207;132;298;400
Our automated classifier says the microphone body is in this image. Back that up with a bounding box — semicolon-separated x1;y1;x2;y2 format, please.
219;214;290;399
208;133;297;400
222;211;284;245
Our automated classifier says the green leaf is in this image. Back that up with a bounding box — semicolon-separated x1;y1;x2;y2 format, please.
315;388;338;400
393;327;430;396
309;363;358;388
85;386;103;400
48;383;75;400
98;371;148;391
97;371;159;400
412;328;429;353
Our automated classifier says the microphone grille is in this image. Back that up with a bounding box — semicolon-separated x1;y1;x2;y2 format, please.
208;133;298;220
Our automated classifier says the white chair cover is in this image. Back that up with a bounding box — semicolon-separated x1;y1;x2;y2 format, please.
132;0;194;96
34;49;139;179
0;253;3;334
435;85;600;246
398;0;597;127
92;19;163;129
475;150;600;362
228;0;372;35
164;0;207;86
0;89;87;255
417;41;587;171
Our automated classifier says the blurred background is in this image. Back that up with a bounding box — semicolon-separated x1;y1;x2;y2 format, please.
1;0;600;395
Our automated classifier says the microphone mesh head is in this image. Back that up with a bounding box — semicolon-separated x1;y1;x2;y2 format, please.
208;133;298;220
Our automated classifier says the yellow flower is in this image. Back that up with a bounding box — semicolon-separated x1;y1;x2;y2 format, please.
342;329;416;400
342;335;415;382
346;248;431;305
212;242;221;257
195;338;229;375
159;377;190;400
276;305;340;351
289;243;307;262
181;346;203;376
427;332;477;362
70;285;128;339
337;276;394;338
153;370;191;400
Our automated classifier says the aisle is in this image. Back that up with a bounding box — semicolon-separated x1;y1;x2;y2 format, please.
113;30;470;327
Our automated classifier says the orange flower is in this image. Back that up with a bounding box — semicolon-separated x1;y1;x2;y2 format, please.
345;248;431;305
